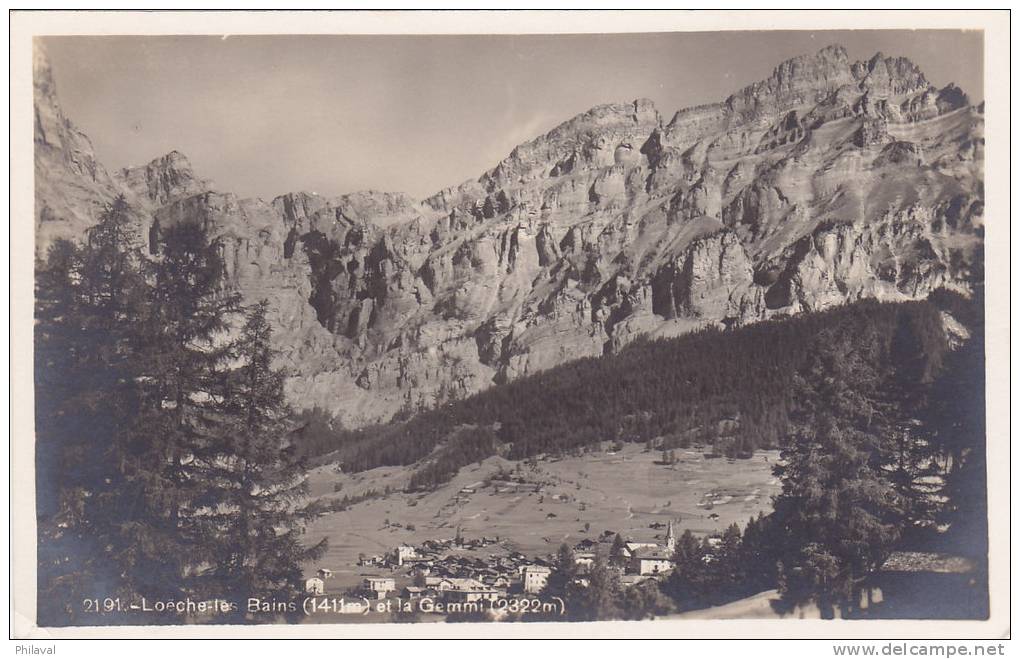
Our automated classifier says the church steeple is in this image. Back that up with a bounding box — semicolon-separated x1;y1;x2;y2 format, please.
665;519;677;553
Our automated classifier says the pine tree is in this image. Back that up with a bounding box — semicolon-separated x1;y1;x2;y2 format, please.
884;307;948;527
572;554;621;621
922;288;986;568
35;197;149;625
545;543;577;598
740;512;779;592
771;325;904;618
712;523;745;600
619;580;673;620
610;533;626;566
209;301;327;620
664;529;704;610
120;220;244;611
37;207;332;624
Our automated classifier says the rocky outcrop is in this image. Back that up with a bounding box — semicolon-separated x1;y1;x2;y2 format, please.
117;150;212;209
34;42;984;427
726;44;857;124
34;42;128;254
651;230;760;321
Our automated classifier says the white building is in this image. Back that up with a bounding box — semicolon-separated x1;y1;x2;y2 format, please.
520;565;552;594
424;576;456;591
443;578;500;603
305;577;325;595
394;544;417;566
363;576;396;599
622;541;658;558
629;548;674;576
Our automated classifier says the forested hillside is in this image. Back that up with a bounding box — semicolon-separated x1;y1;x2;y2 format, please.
296;293;958;491
536;283;986;620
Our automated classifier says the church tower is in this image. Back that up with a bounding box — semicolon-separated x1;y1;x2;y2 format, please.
665;519;677;553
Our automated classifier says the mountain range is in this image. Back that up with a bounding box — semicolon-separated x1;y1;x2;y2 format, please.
34;43;984;428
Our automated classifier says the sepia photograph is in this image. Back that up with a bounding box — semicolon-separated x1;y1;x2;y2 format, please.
9;9;1010;643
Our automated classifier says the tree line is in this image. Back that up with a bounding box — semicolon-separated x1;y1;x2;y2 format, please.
297;294;959;492
765;287;984;617
530;286;985;620
35;197;326;626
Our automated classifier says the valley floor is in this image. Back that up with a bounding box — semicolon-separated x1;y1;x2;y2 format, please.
301;443;781;600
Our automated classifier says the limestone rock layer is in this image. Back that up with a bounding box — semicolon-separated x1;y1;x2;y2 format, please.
34;43;984;427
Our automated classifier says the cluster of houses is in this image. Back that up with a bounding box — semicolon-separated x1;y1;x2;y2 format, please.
346;557;554;603
617;520;679;576
376;537;556;601
304;521;686;602
356;534;503;569
402;566;553;604
304;533;556;602
563;520;681;588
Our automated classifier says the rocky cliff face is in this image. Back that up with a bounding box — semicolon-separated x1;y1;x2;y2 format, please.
34;43;984;427
34;42;127;250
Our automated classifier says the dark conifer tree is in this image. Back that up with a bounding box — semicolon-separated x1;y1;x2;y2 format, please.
209;301;327;620
740;512;779;592
571;554;621;621
922;287;986;575
664;529;704;610
609;533;626;566
545;543;577;599
713;523;745;599
120;220;244;610
884;307;948;528
619;580;673;620
38;210;335;624
771;325;904;618
35;197;148;625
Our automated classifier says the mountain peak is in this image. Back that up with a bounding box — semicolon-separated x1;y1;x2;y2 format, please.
854;51;929;96
33;40;74;150
32;40;53;89
477;97;661;193
118;150;211;208
725;44;855;122
33;39;125;256
162;149;191;164
818;43;849;59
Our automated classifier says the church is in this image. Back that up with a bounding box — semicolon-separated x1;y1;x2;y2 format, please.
620;521;679;576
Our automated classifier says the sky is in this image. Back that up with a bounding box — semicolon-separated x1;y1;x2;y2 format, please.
41;30;983;202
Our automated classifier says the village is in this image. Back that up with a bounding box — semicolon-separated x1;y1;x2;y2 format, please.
302;519;722;612
296;440;781;621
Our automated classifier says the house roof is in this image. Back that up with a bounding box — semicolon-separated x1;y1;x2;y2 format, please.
425;576;453;585
632;548;672;560
364;575;395;583
447;578;495;592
